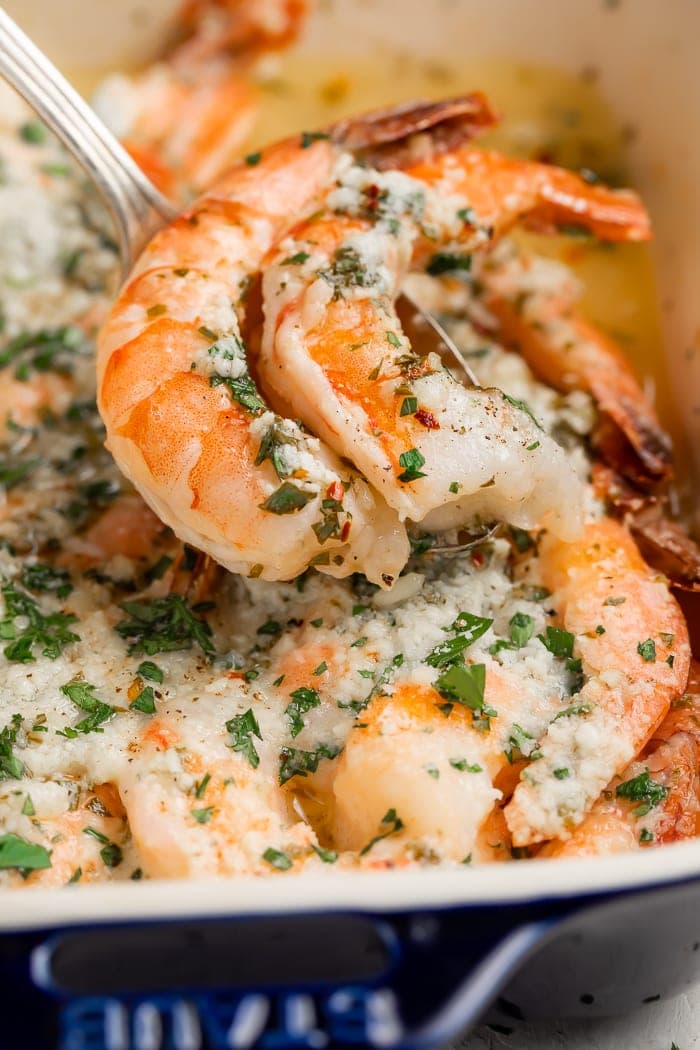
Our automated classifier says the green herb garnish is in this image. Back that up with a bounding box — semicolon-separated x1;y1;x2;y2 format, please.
226;709;262;768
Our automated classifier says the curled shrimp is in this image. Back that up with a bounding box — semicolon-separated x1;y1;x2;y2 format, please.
259;140;648;540
505;517;690;847
96;96;503;586
471;240;672;485
93;0;310;199
542;664;700;858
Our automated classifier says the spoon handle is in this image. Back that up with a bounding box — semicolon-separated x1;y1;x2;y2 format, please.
0;6;176;276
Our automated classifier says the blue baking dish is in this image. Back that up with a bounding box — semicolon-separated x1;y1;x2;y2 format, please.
1;843;699;1048
0;2;698;1048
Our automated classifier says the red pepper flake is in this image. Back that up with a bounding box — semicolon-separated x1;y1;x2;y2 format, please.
327;481;344;502
471;549;485;568
341;520;351;541
414;408;440;429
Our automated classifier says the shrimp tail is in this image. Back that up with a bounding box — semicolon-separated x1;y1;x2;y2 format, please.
330;92;500;168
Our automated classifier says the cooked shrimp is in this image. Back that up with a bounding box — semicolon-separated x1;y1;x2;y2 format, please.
2;784;131;888
116;686;321;878
505;517;690;846
472;241;672;485
99;136;414;585
96;97;498;586
174;0;311;66
331;648;581;865
94;66;258;199
260;146;647;536
541;664;700;858
94;0;310;200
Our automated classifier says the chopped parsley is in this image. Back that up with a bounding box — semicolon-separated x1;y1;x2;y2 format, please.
344;653;404;713
553;768;571;780
435;663;494;728
226;708;262;768
616;769;668;816
115;594;214;656
260;482;314;515
129;686;156;715
449;758;482;773
278;743;341;785
144;555;173;583
19;120;46;144
263;847;292;870
318;246;372;297
20;564;73;600
400;396;418;416
490;612;535;654
282;251;310;265
503;393;543;430
257;619;281;636
190;807;215;824
285;687;321;737
137;661;164;684
194;773;211;799
504;723;534;763
210;370;265;415
60;681;113;736
359;808;404;855
312;844;338;863
254;419;296;480
425;612;493;667
0;833;51;873
300;130;330;148
538;626;575;659
245;151;262;166
312;496;345;544
82;827;123;868
0;581;79;663
426;253;472;276
386;331;401;348
397;448;427;483
637;639;656;663
0;714;24;780
0;455;39;490
0;325;85;380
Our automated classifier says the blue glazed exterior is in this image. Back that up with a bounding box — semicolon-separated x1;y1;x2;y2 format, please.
1;873;700;1048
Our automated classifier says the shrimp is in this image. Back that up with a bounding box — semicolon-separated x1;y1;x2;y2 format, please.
330;645;587;865
471;240;672;485
259;146;648;538
96;97;500;586
541;664;700;858
115;676;327;878
174;0;311;65
505;517;690;847
1;784;131;888
98;138;411;585
93;0;311;199
94;68;258;199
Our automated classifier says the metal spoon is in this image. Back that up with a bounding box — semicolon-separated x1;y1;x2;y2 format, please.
0;7;497;555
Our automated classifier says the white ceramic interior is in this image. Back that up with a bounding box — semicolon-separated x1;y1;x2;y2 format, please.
0;0;699;926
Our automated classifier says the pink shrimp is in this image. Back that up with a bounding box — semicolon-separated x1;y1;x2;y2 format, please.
505;517;690;847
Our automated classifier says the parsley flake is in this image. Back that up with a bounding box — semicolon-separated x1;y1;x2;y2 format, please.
359;808;404;855
115;594;214;657
398;448;427;483
226;709;263;768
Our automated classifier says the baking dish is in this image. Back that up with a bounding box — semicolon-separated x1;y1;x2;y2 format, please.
1;0;700;1047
